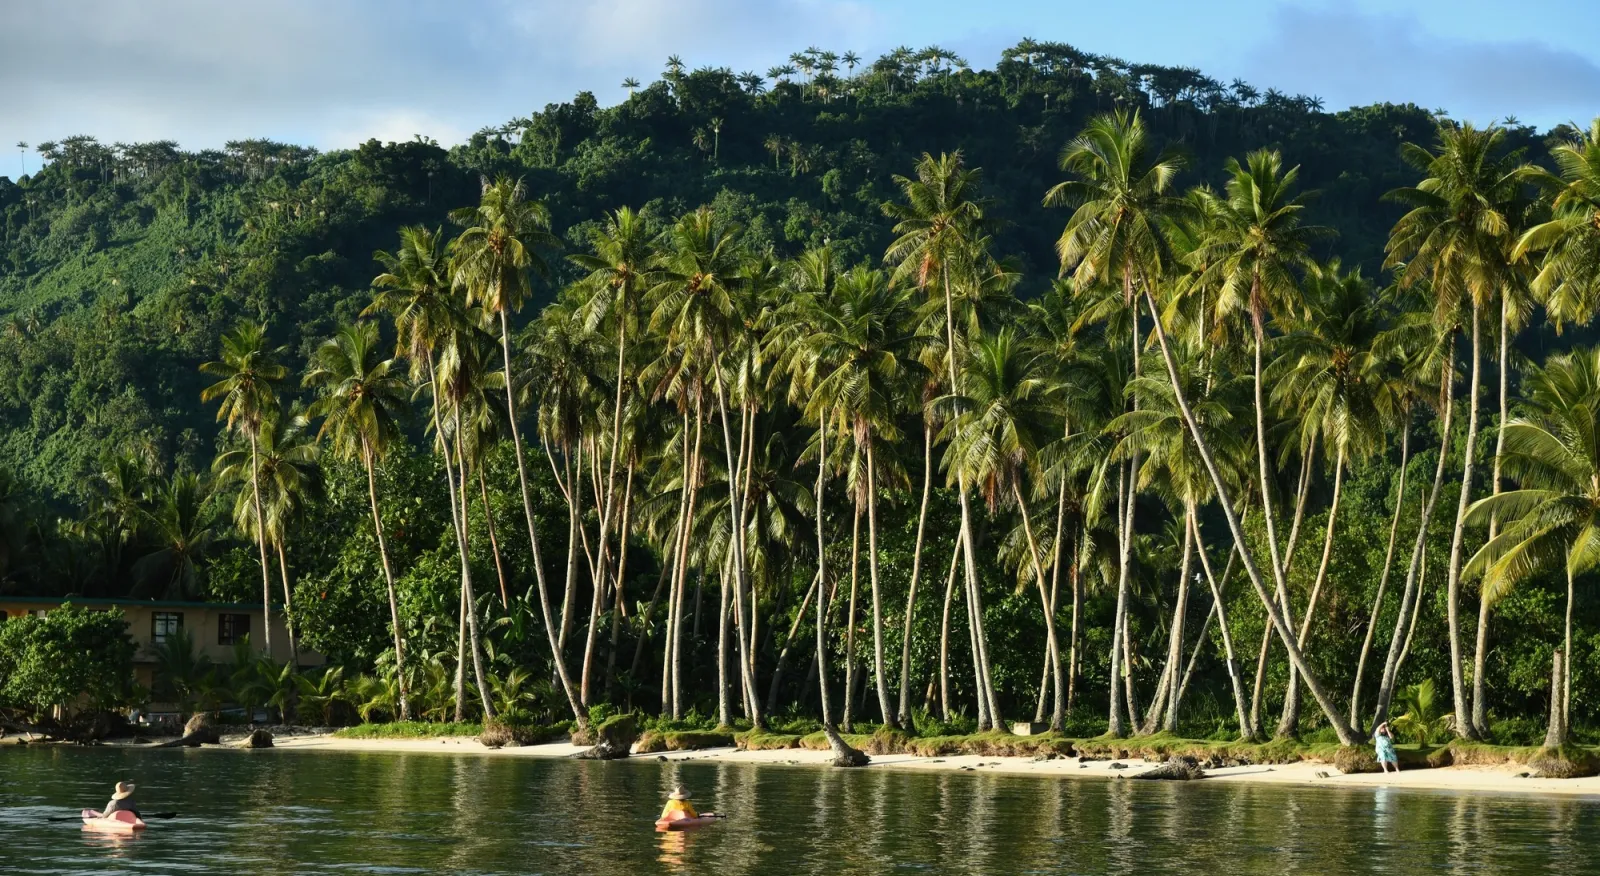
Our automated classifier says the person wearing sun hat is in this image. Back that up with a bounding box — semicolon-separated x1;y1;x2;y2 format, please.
657;785;698;823
101;781;139;819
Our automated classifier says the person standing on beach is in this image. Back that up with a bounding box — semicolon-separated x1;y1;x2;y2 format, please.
1374;722;1399;774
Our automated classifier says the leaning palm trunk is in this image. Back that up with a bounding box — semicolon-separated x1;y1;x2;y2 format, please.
938;534;962;722
477;472;510;607
1277;445;1347;737
1444;304;1484;740
941;270;1003;727
1142;288;1359;745
362;442;410;721
250;435;274;658
497;309;584;726
1014;484;1065;732
814;421;867;765
602;465;635;703
1192;524;1250;739
842;499;862;731
896;422;936;724
1108;457;1134;736
556;442;585;657
452;409;495;720
1157;504;1197;733
865;441;897;728
1349;416;1410;733
1471;295;1513;736
1250;445;1315;733
766;571;820;714
275;541;299;667
1374;357;1456;725
669;407;705;719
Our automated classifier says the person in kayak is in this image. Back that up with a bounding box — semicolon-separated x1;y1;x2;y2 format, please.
101;781;139;818
657;786;698;823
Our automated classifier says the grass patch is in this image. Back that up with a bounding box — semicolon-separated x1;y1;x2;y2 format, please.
635;728;737;753
333;721;484;739
736;729;804;751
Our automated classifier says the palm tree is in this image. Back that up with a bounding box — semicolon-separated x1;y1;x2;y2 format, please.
302;322;414;721
1385;122;1523;738
200;321;286;657
622;77;641;101
1045;110;1184;736
883;151;1005;728
213;407;323;665
793;265;921;729
842;52;860;76
943;329;1068;731
1516;119;1600;328
1465;347;1600;728
15;142;25;177
450;176;588;728
132;472;217;601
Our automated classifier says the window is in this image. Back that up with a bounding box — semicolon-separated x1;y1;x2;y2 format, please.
0;610;7;621
29;609;48;618
217;613;250;646
152;612;182;645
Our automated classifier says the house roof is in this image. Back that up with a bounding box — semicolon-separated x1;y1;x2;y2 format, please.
0;595;276;612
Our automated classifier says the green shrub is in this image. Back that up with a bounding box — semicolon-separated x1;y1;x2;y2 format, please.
333;721;484;739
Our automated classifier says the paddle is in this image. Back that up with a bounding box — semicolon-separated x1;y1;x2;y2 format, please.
49;812;179;822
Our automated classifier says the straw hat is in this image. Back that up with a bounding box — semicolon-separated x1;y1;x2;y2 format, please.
668;785;690;801
111;781;136;800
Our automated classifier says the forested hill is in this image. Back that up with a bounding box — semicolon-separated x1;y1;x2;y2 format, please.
0;40;1553;504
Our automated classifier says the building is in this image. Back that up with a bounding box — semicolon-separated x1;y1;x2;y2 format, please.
0;596;323;693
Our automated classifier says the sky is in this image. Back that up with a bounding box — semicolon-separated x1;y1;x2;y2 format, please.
1;0;1596;166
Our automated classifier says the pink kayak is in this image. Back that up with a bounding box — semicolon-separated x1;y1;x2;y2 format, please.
81;809;146;833
655;813;724;832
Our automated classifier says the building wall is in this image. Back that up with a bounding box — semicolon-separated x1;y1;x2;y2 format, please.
0;599;321;668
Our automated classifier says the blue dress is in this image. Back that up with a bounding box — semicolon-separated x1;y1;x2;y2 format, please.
1374;730;1397;764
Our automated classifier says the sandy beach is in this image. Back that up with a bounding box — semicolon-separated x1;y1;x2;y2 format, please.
241;733;1600;799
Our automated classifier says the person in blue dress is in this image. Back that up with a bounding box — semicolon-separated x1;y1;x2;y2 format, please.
1374;721;1399;774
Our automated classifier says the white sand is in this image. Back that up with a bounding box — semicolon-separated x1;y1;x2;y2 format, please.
256;734;1600;799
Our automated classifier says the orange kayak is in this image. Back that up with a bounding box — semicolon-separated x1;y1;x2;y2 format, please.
655;813;723;832
82;810;145;833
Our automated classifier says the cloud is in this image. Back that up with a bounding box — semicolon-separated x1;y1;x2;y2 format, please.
0;0;879;154
1244;4;1600;124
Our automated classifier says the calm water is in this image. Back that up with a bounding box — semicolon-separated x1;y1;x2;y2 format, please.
2;745;1598;875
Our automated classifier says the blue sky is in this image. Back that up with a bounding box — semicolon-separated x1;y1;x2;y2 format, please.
1;0;1596;162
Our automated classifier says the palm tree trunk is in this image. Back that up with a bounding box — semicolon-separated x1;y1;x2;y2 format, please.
865;440;896;728
897;422;935;724
363;445;410;721
631;528;675;682
814;419;866;764
1108;456;1133;737
1013;484;1065;732
843;496;861;732
938;534;961;722
1251;444;1314;733
671;404;705;719
1564;551;1574;727
717;549;734;727
557;443;584;656
249;434;274;659
1067;533;1083;716
455;574;468;722
942;269;1002;727
658;409;692;710
477;471;509;607
603;464;635;703
1251;300;1292;634
275;541;298;667
497;309;585;727
452;408;495;720
713;371;763;728
1475;294;1512;736
1161;504;1196;733
1544;649;1567;748
1350;415;1410;733
1141;287;1359;745
1192;520;1250;739
1277;446;1346;737
1376;350;1455;726
1445;303;1484;740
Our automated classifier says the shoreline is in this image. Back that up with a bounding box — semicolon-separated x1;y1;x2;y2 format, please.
72;731;1600;800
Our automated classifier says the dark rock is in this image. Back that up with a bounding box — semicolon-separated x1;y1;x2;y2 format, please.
156;713;219;748
240;729;274;749
577;715;638;761
1134;758;1207;781
1109;762;1127;770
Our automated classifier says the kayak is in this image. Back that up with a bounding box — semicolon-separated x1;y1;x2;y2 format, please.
81;809;146;833
654;813;724;832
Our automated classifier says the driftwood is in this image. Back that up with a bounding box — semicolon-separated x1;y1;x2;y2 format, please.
155;714;220;748
1134;756;1206;781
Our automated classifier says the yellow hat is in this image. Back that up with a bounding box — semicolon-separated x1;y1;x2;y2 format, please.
111;781;136;800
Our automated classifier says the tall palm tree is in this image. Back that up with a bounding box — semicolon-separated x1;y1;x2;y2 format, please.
214;407;323;665
132;472;217;601
1466;347;1600;727
622;77;641;101
450;176;588;728
1045;110;1184;736
1516;119;1600;329
200;321;286;656
883;151;1005;728
793;265;921;729
942;329;1068;731
1385;122;1524;738
302;322;414;720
